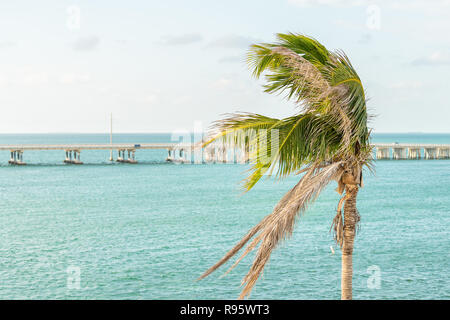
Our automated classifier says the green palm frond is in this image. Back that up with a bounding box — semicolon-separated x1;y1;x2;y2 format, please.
205;34;371;191
243;112;341;190
203;113;280;148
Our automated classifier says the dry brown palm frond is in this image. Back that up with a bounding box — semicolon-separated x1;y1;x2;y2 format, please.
196;167;313;281
271;47;353;150
198;161;345;299
328;89;353;150
271;46;330;109
330;192;347;248
237;161;344;299
220;166;317;277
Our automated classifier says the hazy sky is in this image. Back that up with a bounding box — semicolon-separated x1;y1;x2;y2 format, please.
0;0;449;133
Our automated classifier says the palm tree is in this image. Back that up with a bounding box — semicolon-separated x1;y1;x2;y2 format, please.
198;33;372;300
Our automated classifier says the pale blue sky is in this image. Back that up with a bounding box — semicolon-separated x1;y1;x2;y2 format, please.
0;0;449;133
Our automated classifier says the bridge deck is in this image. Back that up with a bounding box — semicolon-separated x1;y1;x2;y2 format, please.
0;143;183;151
372;143;450;148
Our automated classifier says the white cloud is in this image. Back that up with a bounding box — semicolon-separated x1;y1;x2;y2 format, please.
390;0;450;10
97;87;109;94
208;35;260;49
159;33;203;46
288;0;363;7
20;72;49;85
0;74;10;87
59;73;90;84
388;81;423;89
73;36;100;51
333;19;364;30
137;94;158;104
218;55;243;63
288;0;450;9
357;33;372;44
211;77;232;89
0;41;16;49
412;51;450;66
172;95;192;105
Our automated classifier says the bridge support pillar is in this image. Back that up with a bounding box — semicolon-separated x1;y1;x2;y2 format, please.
167;148;185;163
236;147;245;164
222;147;227;163
424;148;438;159
166;149;173;162
64;150;83;164
9;150;26;165
216;147;222;162
202;147;209;163
408;148;421;159
127;149;137;163
117;149;137;163
211;146;217;163
393;147;407;160
437;147;450;159
116;149;123;162
376;147;390;160
203;145;217;164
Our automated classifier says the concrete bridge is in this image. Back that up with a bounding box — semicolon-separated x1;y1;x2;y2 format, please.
373;143;450;160
0;143;180;165
0;142;449;165
0;142;254;165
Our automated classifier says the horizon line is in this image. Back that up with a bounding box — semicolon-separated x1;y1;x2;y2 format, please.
0;131;450;135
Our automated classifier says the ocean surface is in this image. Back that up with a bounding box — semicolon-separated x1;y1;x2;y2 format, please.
0;133;449;299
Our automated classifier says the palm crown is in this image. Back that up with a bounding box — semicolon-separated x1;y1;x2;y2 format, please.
199;33;373;300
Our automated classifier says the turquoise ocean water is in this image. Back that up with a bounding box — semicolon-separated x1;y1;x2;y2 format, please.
0;133;449;299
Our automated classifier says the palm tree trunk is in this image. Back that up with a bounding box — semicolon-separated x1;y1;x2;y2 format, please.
341;185;359;300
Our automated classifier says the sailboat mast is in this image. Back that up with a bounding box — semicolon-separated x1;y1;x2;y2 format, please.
109;113;113;161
